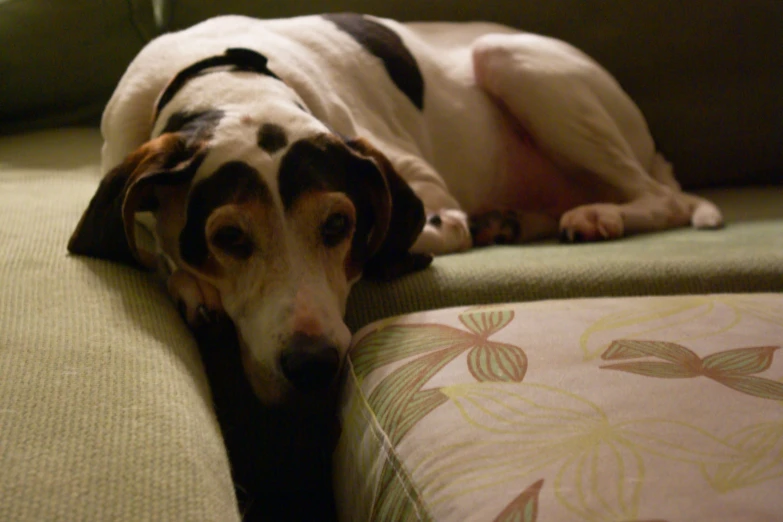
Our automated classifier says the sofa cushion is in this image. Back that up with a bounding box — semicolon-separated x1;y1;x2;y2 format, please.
0;0;157;134
336;294;783;521
0;128;240;521
163;0;783;189
346;185;783;330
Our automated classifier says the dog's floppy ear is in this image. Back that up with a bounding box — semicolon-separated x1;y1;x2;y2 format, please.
344;137;432;280
68;133;204;268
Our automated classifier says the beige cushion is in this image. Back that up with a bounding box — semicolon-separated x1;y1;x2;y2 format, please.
336;293;783;521
0;129;240;521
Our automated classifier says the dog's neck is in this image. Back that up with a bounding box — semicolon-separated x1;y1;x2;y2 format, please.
154;48;282;119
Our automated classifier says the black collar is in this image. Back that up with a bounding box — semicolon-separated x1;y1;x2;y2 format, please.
155;47;281;118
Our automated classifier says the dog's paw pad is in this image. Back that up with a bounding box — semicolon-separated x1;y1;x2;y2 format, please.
469;210;521;246
559;205;624;243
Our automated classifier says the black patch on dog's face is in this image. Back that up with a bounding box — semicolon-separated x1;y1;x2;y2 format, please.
277;136;351;210
257;123;288;154
277;136;382;260
323;13;424;110
162;109;224;145
179;161;272;267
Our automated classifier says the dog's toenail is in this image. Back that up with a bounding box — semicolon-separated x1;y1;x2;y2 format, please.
559;229;570;243
493;234;508;245
428;214;443;227
572;231;584;243
197;305;212;323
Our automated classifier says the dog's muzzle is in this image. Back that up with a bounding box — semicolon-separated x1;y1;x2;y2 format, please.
279;333;341;392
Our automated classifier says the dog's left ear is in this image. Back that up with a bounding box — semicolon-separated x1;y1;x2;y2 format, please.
344;137;432;280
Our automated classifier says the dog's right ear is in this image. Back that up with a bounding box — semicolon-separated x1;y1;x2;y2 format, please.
344;137;432;280
68;133;205;268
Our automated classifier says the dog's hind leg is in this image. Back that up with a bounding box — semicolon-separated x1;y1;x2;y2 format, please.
471;33;722;240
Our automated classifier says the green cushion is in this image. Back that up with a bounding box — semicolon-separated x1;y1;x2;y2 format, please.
0;127;240;521
0;0;156;133
165;0;782;189
345;186;783;330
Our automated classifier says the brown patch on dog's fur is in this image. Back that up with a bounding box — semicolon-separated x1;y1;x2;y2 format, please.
68;133;206;268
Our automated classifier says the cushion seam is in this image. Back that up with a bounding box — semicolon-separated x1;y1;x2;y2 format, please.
346;359;433;521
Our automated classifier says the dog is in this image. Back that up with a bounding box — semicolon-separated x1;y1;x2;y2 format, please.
68;13;723;406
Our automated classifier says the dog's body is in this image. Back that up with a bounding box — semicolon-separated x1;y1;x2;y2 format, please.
70;14;722;405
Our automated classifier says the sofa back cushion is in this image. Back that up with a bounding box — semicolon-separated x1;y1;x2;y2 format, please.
0;0;156;133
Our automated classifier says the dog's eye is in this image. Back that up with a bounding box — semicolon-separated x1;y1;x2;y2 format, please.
321;213;352;247
210;225;254;259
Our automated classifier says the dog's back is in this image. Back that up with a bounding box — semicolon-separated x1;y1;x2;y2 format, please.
102;15;512;203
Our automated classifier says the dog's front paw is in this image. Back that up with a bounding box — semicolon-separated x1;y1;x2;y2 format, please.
559;204;624;243
411;209;473;255
167;269;225;329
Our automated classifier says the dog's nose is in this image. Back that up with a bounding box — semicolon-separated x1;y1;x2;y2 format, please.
280;334;341;392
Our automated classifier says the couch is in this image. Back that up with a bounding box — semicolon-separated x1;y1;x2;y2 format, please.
2;1;781;521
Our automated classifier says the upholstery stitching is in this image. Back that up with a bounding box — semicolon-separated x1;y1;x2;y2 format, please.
344;358;433;521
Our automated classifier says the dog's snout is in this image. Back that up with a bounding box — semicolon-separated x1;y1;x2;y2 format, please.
280;334;340;392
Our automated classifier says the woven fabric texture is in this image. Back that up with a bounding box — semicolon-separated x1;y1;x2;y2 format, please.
0;129;240;521
346;187;783;330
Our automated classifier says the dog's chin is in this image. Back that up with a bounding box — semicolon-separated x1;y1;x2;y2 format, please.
246;369;342;413
239;342;344;414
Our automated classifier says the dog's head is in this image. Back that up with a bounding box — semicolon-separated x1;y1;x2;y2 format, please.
69;49;430;405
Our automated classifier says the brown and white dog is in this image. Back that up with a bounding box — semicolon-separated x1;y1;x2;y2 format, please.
69;14;722;405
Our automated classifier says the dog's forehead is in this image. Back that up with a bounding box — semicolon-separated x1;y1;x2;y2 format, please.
187;102;326;189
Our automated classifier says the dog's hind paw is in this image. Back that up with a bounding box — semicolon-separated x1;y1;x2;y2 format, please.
691;200;724;230
559;204;624;242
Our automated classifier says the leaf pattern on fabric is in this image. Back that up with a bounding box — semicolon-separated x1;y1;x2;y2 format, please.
617;419;736;465
580;297;718;360
432;383;645;520
554;436;645;522
702;421;783;492
369;350;453;445
580;295;783;361
602;340;702;366
601;341;783;401
468;341;527;382
338;295;783;521
492;479;543;522
373;449;434;522
350;309;523;520
429;383;744;519
701;346;779;376
460;309;515;337
600;361;701;379
351;324;472;380
714;375;783;400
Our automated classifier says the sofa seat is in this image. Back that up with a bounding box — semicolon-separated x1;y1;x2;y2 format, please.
336;294;783;521
2;127;781;520
0;129;240;521
347;187;783;330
